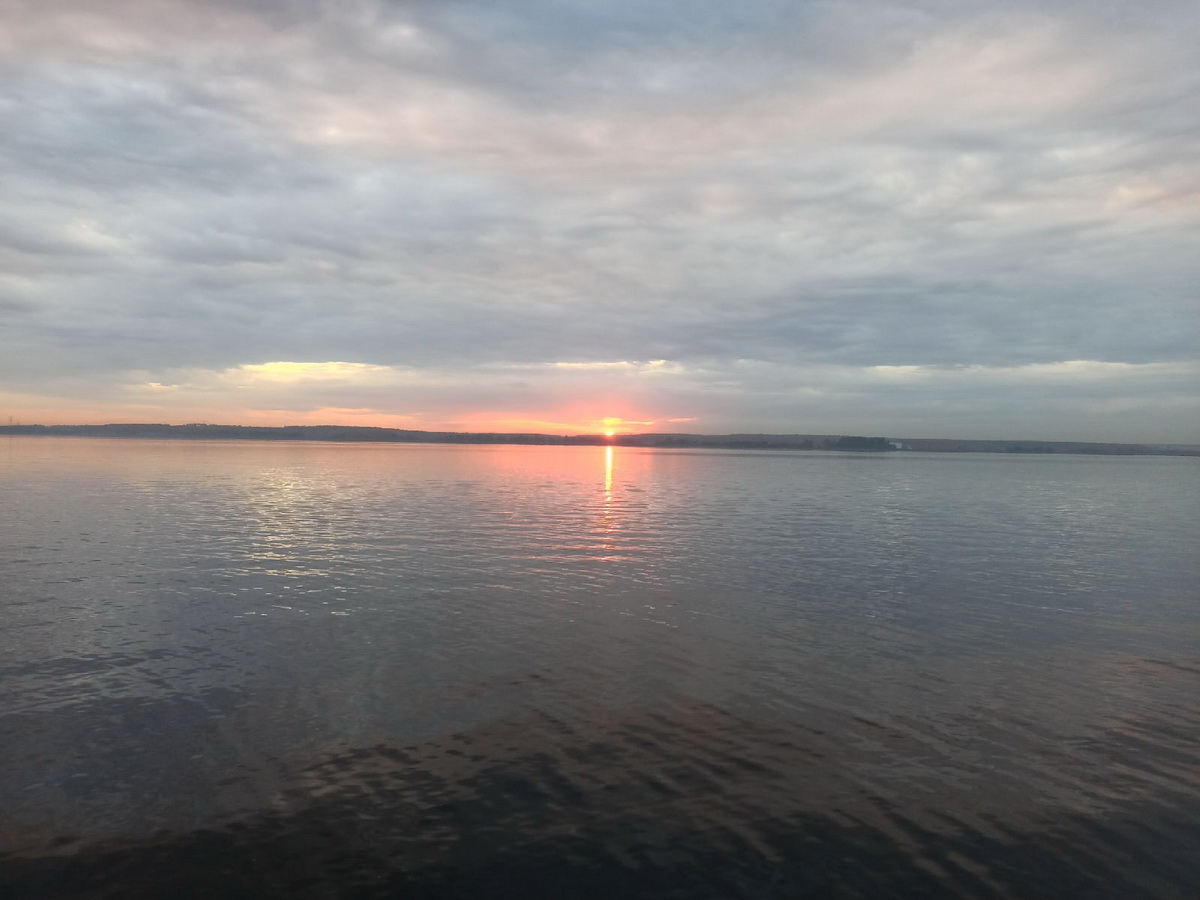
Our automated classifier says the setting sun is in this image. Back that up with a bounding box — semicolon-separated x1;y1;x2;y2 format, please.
598;416;654;437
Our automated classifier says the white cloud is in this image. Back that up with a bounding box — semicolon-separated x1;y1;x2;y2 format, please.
0;0;1196;440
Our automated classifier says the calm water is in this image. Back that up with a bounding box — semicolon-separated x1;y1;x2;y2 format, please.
1;437;1198;899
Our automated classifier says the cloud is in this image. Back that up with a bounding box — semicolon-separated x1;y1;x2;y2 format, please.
0;0;1196;440
5;357;1195;443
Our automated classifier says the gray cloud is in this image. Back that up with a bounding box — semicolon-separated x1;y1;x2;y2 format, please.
1;0;1197;440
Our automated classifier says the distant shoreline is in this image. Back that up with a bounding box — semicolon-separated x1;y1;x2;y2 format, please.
2;424;1196;457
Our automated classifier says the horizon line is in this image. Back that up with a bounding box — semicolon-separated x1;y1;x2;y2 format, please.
2;422;1196;452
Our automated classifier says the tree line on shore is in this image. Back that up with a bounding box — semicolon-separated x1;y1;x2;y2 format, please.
1;423;1193;455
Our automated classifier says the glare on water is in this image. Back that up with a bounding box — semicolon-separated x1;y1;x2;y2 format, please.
1;437;1197;898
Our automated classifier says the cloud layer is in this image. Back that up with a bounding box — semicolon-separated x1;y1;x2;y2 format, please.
1;0;1197;439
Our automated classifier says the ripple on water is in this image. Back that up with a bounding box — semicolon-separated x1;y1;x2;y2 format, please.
1;441;1198;897
3;698;1199;898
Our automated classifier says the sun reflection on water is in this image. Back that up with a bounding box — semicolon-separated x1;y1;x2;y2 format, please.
592;445;622;559
238;468;339;577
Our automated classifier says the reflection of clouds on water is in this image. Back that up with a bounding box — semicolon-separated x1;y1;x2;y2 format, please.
5;698;1200;898
235;468;341;578
2;439;1199;896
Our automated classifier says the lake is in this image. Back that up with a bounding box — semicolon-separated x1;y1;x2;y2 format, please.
1;437;1198;898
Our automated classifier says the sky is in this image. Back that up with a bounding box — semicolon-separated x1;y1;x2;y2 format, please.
1;0;1197;441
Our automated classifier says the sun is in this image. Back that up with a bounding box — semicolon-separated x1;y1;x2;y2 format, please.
597;415;654;438
601;417;624;438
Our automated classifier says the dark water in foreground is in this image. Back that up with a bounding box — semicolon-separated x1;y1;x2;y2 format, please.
2;437;1198;898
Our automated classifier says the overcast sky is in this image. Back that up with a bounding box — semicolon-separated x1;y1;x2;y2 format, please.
1;0;1197;440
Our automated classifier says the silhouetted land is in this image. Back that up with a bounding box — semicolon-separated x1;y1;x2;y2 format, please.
2;424;1196;455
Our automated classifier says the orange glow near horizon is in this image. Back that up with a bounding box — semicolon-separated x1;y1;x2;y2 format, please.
437;411;658;436
6;408;663;434
0;360;673;433
1;393;671;435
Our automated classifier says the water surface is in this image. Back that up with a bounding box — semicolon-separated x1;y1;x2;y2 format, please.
2;438;1198;897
